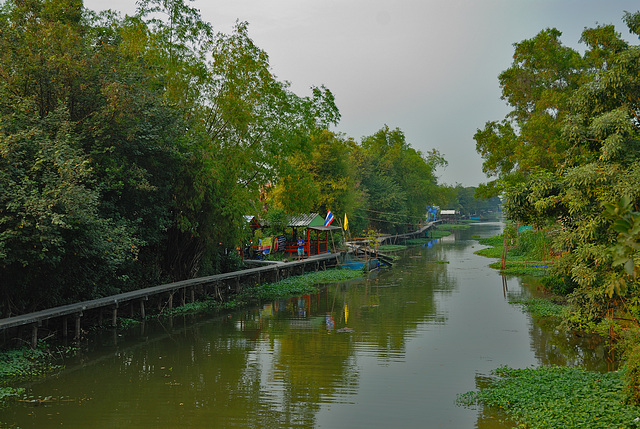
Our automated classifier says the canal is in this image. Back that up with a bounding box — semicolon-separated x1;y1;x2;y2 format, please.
0;222;608;428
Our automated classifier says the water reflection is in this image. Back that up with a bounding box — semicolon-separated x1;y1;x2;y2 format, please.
0;223;612;429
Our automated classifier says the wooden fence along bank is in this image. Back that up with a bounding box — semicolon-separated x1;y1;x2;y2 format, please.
0;252;344;349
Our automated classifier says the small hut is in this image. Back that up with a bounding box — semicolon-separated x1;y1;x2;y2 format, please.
285;213;341;257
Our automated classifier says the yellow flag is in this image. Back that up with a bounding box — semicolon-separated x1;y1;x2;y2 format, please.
344;213;349;231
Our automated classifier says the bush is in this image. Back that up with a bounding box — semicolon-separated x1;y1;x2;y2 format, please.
541;275;577;296
510;230;549;260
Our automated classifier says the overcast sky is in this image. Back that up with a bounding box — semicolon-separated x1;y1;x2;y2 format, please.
84;0;639;187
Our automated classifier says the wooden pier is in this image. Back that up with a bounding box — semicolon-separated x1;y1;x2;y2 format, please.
0;252;344;349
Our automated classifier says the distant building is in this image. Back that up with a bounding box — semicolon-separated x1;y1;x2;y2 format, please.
439;209;459;223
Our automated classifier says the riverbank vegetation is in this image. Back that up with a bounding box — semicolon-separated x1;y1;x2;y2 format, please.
158;268;364;318
0;343;77;403
458;366;639;429
474;10;640;348
467;8;640;423
0;0;456;317
475;228;552;277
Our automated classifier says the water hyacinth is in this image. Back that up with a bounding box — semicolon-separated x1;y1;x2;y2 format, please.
458;366;640;429
255;269;363;301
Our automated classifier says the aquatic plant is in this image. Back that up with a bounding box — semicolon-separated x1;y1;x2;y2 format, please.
157;269;365;317
117;318;141;329
488;260;549;277
406;234;450;246
0;342;70;398
439;224;471;230
509;297;565;319
458;366;639;429
255;269;363;301
0;386;24;402
378;244;407;252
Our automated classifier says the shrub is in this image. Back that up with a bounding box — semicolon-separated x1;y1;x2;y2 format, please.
541;275;577;296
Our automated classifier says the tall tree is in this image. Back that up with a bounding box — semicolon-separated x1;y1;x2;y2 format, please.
483;12;640;332
355;126;446;233
475;28;586;197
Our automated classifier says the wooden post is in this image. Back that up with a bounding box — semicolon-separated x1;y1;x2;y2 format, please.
140;299;146;319
31;324;38;349
75;313;82;340
112;306;118;326
168;292;173;310
62;317;68;338
190;287;195;303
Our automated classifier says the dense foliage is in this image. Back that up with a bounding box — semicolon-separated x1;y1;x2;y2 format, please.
476;12;640;336
0;0;448;315
447;185;501;218
474;10;640;403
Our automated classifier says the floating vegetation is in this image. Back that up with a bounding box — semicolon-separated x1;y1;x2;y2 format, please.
439;224;471;230
0;343;76;405
434;260;450;264
158;269;365;318
378;244;407;252
458;366;638;429
255;269;363;301
160;300;215;317
488;260;550;277
509;297;565;319
117;318;141;329
0;387;25;402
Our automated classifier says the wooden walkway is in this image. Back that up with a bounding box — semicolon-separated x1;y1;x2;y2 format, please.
377;221;441;245
346;221;439;250
0;252;343;348
343;221;440;269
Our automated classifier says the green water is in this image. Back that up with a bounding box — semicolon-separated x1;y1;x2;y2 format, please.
0;223;608;428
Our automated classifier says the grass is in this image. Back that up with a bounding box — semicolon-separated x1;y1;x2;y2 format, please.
475;234;551;276
458;366;639;429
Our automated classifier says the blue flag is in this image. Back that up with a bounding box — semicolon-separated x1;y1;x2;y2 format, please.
324;210;335;227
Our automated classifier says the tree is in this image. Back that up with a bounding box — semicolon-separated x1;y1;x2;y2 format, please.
475;28;586;197
355;126;446;233
0;105;141;314
480;12;640;331
135;1;341;278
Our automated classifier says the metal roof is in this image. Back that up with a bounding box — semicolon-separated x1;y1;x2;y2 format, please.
288;213;322;227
